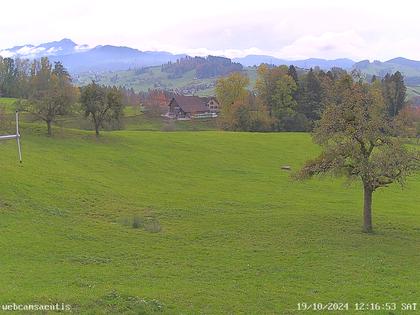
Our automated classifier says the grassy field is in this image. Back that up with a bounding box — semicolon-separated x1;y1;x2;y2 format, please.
0;97;17;112
74;67;258;97
55;109;219;132
0;126;419;314
407;85;420;99
0;98;218;134
74;67;217;96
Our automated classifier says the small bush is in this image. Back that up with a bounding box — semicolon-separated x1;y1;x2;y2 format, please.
132;215;143;229
120;214;161;232
144;218;162;233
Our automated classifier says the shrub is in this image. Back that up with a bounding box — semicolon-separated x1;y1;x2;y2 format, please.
132;215;143;229
144;218;162;233
120;214;161;232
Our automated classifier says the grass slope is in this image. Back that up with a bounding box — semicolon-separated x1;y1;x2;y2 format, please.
407;85;420;99
358;62;420;78
75;67;258;97
0;97;17;113
0;129;419;314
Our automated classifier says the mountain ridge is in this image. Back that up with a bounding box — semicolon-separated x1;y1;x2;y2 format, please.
0;39;186;72
2;39;420;81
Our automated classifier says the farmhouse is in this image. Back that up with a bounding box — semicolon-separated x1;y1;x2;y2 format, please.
203;97;220;113
166;95;217;119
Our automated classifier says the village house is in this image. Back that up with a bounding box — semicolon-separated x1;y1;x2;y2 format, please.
204;97;220;113
166;95;217;119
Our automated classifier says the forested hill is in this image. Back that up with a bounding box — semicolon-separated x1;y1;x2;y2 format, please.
74;64;256;97
354;57;420;85
161;56;243;79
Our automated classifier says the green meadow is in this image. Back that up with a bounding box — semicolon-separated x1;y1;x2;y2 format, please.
75;66;258;97
0;121;419;314
0;98;18;112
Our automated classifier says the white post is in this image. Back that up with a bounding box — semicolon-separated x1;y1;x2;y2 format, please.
0;110;22;162
16;111;22;163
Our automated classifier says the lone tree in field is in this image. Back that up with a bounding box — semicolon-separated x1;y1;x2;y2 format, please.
26;58;78;136
296;76;419;233
80;82;124;137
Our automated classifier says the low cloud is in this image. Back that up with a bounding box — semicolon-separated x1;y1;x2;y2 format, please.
16;46;46;56
75;44;90;52
180;47;269;59
276;31;367;60
0;50;15;58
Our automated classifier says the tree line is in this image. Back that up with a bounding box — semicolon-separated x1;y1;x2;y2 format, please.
1;56;418;138
216;65;412;133
0;56;135;136
161;55;243;79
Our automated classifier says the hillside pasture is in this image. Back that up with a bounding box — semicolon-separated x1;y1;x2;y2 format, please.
74;67;258;97
0;130;419;314
0;97;17;113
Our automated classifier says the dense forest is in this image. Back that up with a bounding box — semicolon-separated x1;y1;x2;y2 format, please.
161;55;243;79
216;64;419;136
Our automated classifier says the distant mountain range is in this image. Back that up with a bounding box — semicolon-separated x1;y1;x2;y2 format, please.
353;58;420;85
1;38;87;58
2;39;420;87
233;55;355;69
1;39;356;72
0;39;185;73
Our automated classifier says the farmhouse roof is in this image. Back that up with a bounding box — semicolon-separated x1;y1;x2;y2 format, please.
171;95;209;113
201;96;219;103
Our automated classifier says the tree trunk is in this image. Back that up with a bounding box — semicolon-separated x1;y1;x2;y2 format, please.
363;184;373;233
47;120;52;136
92;115;100;137
95;124;100;137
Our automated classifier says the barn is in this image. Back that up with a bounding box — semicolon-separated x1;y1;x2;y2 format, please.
166;95;215;119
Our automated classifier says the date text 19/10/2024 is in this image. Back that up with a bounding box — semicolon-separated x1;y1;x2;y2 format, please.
297;302;417;312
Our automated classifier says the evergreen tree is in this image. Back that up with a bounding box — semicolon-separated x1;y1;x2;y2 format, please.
382;71;406;117
298;69;322;122
288;65;298;83
0;58;18;97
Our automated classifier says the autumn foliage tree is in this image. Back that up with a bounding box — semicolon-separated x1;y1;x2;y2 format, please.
24;58;78;136
296;76;419;233
393;106;420;139
216;72;271;131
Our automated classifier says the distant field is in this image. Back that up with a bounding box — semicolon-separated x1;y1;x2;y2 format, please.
407;85;420;99
360;63;420;78
54;109;218;132
0;97;17;112
74;67;258;96
0;129;419;314
0;98;218;133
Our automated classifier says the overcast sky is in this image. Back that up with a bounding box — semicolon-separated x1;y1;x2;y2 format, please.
1;0;419;61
